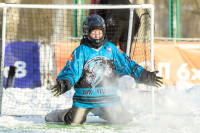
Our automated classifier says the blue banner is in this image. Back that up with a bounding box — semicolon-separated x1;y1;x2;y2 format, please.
4;42;41;88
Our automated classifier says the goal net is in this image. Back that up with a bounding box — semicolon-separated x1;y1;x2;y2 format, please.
0;4;154;115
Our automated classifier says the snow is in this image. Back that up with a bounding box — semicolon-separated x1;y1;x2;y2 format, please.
0;76;200;133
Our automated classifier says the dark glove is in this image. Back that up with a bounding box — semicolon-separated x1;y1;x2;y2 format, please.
50;79;71;97
140;70;163;87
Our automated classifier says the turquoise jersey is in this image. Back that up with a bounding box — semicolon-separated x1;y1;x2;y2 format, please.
57;41;146;108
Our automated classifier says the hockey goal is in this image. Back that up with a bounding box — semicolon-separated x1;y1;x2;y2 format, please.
0;3;154;115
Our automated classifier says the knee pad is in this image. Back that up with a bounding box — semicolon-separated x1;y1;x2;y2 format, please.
45;109;69;122
62;106;91;125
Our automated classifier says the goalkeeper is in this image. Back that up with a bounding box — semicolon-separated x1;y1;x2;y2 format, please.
45;14;163;125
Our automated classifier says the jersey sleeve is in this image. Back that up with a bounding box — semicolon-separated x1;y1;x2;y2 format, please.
57;46;85;89
112;45;146;83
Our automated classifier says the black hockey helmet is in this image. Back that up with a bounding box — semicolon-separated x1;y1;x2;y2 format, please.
83;14;106;48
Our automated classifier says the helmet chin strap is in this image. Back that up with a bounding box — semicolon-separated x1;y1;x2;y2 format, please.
91;37;104;47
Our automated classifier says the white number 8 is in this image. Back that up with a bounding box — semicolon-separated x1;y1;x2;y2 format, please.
15;61;27;78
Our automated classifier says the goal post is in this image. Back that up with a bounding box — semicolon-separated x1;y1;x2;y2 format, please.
0;3;155;116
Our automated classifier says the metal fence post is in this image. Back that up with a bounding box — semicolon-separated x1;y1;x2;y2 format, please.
0;5;7;115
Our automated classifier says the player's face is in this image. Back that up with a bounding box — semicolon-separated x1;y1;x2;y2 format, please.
90;29;103;39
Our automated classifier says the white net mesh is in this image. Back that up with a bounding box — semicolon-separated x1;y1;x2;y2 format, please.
0;4;153;115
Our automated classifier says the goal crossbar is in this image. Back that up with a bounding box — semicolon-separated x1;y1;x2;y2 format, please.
0;3;154;10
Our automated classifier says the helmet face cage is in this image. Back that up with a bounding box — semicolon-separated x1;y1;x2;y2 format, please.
83;14;106;46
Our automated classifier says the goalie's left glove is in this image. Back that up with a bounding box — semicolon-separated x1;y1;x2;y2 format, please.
50;79;71;97
140;70;163;87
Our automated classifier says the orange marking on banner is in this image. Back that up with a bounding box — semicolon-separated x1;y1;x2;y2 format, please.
154;41;200;85
54;42;79;75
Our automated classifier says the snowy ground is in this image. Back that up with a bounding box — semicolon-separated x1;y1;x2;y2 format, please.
0;76;200;133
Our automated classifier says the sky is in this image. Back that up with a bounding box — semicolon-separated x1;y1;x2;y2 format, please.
0;75;200;133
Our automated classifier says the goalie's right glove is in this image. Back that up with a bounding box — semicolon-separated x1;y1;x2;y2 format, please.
140;70;163;88
50;79;71;97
